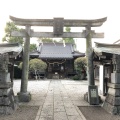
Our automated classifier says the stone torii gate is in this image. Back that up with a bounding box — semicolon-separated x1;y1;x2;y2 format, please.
10;16;107;102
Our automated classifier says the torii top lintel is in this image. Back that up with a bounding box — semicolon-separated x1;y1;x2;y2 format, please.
9;16;107;27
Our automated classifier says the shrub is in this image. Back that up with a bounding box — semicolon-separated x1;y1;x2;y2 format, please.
74;57;87;80
18;58;47;79
72;75;79;80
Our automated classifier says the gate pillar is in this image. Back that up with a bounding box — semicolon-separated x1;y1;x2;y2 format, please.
18;25;31;102
84;26;99;105
86;26;94;86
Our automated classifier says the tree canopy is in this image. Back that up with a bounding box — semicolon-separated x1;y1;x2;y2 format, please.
2;22;24;44
2;22;76;51
61;27;75;44
37;38;58;43
19;58;47;72
19;58;47;79
29;44;37;52
37;27;76;45
74;57;87;72
29;58;47;72
74;57;87;79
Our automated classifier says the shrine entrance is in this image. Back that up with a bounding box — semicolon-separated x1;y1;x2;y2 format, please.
10;16;107;103
47;59;66;79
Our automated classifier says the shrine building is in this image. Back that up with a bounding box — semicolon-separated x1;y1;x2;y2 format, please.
30;43;84;79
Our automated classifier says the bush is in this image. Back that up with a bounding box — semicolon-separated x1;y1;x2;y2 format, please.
18;58;47;79
19;58;47;72
29;58;47;72
72;75;79;80
74;57;87;80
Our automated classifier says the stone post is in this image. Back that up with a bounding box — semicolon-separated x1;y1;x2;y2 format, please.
103;54;120;114
18;25;31;102
86;26;94;85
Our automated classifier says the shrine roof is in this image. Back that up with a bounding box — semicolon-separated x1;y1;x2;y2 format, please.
0;43;23;58
30;43;84;59
93;42;120;56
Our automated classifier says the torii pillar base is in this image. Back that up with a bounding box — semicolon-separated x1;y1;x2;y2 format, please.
17;92;31;102
84;85;100;105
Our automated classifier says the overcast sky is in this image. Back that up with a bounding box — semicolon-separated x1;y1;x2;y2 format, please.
0;0;120;52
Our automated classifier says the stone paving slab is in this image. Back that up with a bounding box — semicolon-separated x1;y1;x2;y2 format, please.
12;80;89;120
68;115;83;120
54;112;68;120
12;79;120;120
54;105;65;112
13;79;87;120
79;106;120;120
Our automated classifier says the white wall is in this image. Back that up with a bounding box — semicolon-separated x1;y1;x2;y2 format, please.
99;65;104;95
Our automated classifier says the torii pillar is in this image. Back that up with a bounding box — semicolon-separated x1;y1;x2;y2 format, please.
86;26;95;86
10;16;107;103
18;25;31;102
84;26;98;104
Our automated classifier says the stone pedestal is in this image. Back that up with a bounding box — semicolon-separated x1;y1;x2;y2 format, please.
111;73;120;84
18;92;31;102
0;54;18;114
103;83;120;114
0;82;18;114
0;73;11;83
84;85;100;105
103;55;120;114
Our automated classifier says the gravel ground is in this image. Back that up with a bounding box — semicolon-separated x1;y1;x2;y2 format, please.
79;106;120;120
0;106;39;120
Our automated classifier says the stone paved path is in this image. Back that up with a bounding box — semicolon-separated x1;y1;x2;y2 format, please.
13;79;120;120
13;79;89;120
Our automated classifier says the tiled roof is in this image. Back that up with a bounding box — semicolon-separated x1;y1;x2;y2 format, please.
30;43;84;59
0;43;23;58
94;42;120;55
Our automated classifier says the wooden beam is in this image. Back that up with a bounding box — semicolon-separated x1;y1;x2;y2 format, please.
11;31;104;38
10;16;107;27
102;60;112;63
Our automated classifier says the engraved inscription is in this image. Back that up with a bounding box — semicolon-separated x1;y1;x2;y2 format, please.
91;89;97;98
53;18;63;35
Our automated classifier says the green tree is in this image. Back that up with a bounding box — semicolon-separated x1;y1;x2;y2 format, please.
60;27;75;44
29;58;47;72
30;44;37;52
2;22;23;44
19;58;47;71
38;38;58;43
29;58;47;79
19;58;47;79
74;57;87;80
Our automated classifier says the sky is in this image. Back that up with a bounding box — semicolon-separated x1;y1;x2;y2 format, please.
0;0;120;52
